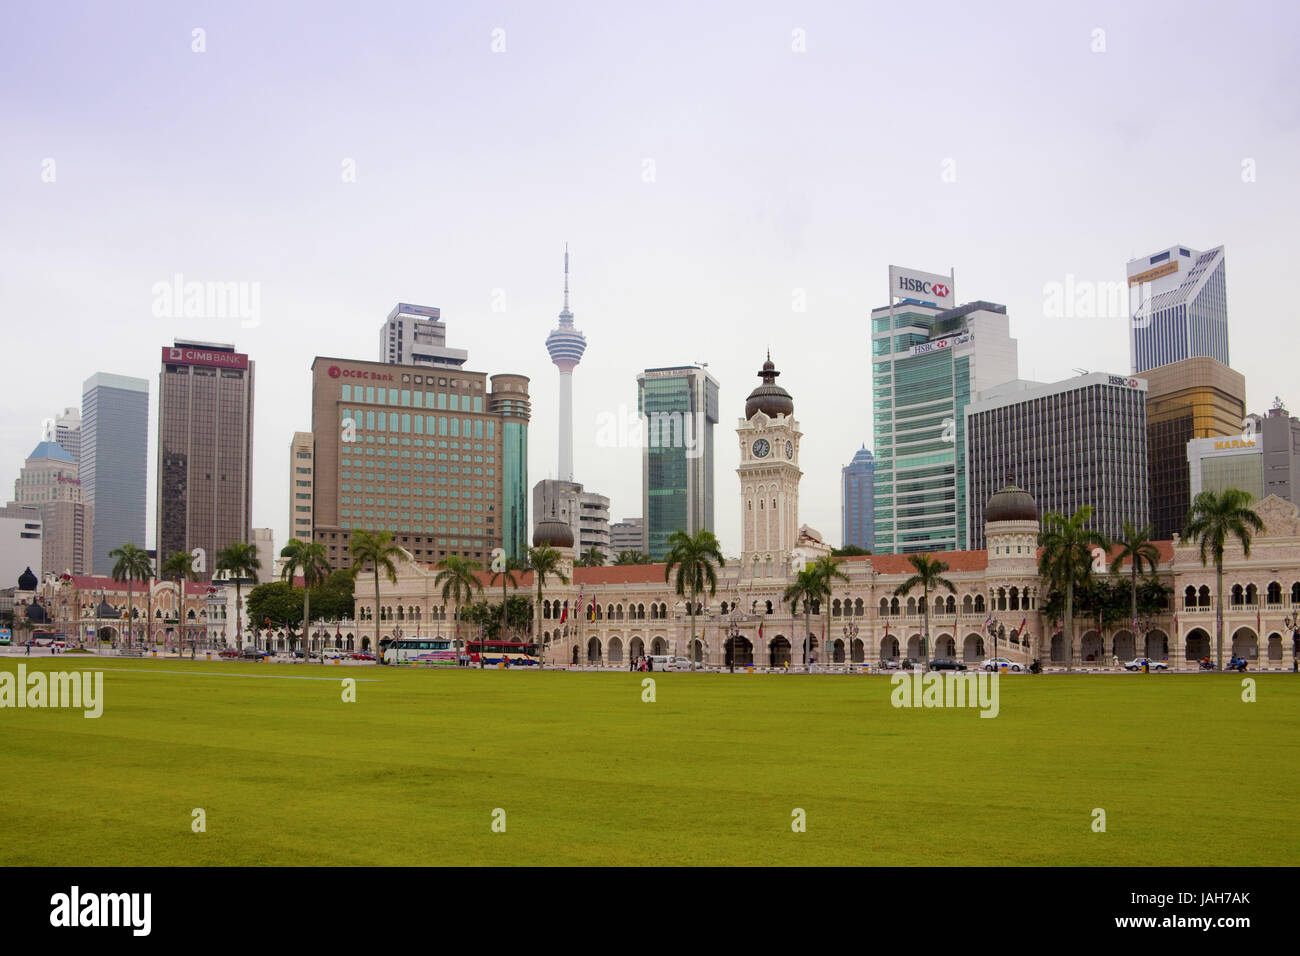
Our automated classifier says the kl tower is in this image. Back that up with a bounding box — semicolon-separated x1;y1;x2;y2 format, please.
545;244;587;481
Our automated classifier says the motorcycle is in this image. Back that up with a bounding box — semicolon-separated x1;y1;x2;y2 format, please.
1028;659;1042;674
1199;659;1217;671
1225;656;1248;672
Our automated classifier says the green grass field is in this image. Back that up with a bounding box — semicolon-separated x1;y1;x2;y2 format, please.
1;657;1296;866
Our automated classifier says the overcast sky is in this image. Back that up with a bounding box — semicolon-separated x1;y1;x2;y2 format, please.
4;0;1298;558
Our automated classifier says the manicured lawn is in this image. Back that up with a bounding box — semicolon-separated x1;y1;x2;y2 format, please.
1;659;1296;865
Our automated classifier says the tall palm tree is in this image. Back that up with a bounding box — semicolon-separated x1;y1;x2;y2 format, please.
1038;507;1109;671
812;554;850;664
215;542;261;651
348;529;404;660
577;545;606;568
434;557;483;666
527;545;569;669
663;529;725;670
1109;521;1162;659
614;550;652;565
1185;488;1265;670
109;542;151;648
893;554;956;662
160;551;196;657
491;555;525;647
281;539;332;663
783;567;822;669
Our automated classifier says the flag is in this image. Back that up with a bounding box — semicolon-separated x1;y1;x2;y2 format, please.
588;595;596;621
575;586;583;622
559;600;568;624
758;621;763;641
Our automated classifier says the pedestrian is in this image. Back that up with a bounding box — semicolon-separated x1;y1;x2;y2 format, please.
25;640;31;656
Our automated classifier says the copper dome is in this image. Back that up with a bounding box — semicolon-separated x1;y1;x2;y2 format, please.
745;354;794;419
985;482;1039;523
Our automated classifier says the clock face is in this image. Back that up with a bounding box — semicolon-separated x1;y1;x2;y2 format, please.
752;438;770;458
785;440;793;459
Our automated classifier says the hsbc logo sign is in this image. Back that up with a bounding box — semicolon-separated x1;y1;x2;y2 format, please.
898;277;949;298
889;265;955;307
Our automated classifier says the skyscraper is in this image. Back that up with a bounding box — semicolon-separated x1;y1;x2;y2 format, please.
310;355;530;569
545;245;587;483
379;303;469;368
1187;400;1300;507
638;365;719;560
610;517;645;554
871;269;1019;554
965;373;1150;549
841;445;874;551
1144;357;1245;539
11;441;94;574
81;372;149;575
156;341;256;576
52;407;81;465
290;431;315;545
532;480;612;562
1128;244;1228;374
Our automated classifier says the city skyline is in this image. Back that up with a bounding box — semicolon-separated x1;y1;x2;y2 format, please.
4;1;1299;559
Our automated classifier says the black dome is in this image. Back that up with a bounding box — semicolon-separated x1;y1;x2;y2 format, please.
745;354;794;419
985;482;1039;523
24;602;49;624
97;600;120;619
17;566;37;591
532;500;574;548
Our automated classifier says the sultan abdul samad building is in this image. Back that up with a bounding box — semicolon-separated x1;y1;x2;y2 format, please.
358;357;1300;672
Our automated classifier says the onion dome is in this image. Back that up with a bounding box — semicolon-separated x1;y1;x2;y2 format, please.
24;602;49;624
17;566;37;591
745;352;794;419
532;501;574;548
985;480;1039;523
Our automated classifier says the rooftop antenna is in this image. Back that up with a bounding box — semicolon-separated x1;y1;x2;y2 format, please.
562;242;570;314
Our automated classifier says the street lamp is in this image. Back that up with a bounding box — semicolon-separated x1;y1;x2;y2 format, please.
1283;612;1300;673
1134;614;1156;670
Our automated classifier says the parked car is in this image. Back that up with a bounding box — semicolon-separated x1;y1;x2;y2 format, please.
898;657;921;671
981;657;1022;672
351;652;375;661
219;648;239;658
878;659;902;670
1123;657;1168;671
664;657;697;670
240;646;267;660
927;658;967;671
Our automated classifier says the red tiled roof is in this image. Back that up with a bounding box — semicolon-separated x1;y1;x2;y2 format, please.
574;565;668;586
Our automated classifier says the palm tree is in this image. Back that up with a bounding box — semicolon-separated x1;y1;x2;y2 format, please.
1038;508;1109;671
1109;521;1161;660
434;557;483;666
281;539;332;663
160;551;196;657
614;550;652;565
783;567;822;669
109;542;152;648
893;554;956;663
663;529;724;670
491;555;525;648
1185;488;1265;670
577;545;606;568
348;529;404;660
812;554;850;665
215;542;261;651
527;545;569;669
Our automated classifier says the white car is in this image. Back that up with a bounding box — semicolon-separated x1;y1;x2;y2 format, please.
1124;657;1168;671
981;657;1022;672
667;657;698;671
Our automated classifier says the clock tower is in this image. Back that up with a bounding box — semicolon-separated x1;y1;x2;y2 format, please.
737;353;802;577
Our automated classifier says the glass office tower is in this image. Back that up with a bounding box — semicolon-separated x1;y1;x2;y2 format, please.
637;366;719;560
81;372;149;575
871;301;1018;553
